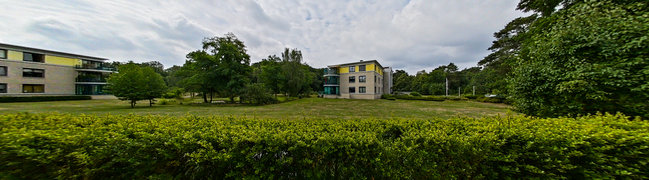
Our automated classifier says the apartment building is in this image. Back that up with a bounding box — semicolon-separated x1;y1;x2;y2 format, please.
0;43;114;96
323;60;393;99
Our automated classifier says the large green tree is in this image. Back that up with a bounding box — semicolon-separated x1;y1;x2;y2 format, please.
179;33;251;103
141;67;167;106
510;0;649;118
204;33;252;103
107;63;166;108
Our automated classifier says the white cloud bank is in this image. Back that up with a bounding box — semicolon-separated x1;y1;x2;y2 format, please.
0;0;523;73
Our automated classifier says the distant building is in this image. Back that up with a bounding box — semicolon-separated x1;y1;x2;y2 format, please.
0;43;114;96
323;60;393;99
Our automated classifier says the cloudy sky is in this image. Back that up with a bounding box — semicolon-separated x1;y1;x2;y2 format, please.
0;0;523;73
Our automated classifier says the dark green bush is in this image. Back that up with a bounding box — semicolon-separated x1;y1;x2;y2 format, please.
409;92;421;96
241;83;278;105
0;113;647;179
381;94;394;99
0;96;91;103
464;95;479;99
476;97;505;103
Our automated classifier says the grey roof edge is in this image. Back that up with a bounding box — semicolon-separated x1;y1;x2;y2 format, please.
0;43;109;61
327;60;383;68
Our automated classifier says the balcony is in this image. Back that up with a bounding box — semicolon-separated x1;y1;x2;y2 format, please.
76;77;107;83
324;68;339;76
324;76;340;86
75;65;116;72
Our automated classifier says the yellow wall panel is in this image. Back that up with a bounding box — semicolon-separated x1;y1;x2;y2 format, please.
7;50;23;60
340;67;349;74
45;55;81;66
367;64;375;73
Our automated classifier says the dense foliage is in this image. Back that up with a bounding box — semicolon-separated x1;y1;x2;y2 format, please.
0;96;91;102
509;0;649;118
2;113;646;179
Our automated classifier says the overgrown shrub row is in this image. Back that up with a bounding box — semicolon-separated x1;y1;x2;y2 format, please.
1;113;647;179
0;96;91;103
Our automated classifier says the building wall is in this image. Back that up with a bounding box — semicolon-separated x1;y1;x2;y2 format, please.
45;55;82;66
0;59;77;95
339;69;383;99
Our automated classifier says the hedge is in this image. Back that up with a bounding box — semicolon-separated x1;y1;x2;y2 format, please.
0;96;91;103
1;113;647;179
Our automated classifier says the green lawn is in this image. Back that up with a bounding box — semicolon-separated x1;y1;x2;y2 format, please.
0;98;514;119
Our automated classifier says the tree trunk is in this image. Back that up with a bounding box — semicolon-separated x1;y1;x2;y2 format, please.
149;99;153;107
130;100;136;108
202;92;208;103
209;92;213;103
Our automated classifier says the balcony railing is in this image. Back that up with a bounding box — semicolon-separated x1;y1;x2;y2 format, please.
324;68;339;76
75;65;116;71
76;77;107;82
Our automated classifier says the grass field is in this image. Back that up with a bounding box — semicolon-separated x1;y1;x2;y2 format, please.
0;98;513;119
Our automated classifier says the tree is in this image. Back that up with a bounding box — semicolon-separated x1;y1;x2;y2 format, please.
141;67;167;106
106;63;146;108
204;33;252;103
280;48;312;98
178;50;219;103
510;0;649;118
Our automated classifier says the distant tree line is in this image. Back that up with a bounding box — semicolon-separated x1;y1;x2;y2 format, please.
107;33;323;106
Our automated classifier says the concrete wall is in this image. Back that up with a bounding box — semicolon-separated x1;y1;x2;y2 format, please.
0;60;77;95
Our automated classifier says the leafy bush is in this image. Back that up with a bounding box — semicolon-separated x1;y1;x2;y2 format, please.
464;95;479;99
394;95;447;101
241;83;278;105
476;97;505;103
381;94;394;99
409;92;421;96
0;113;647;179
0;96;91;103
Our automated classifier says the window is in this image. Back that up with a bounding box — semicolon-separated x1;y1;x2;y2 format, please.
349;76;355;83
0;66;6;76
23;84;44;93
359;65;366;71
0;83;6;93
349;66;355;72
23;68;44;78
359;86;366;93
349;87;356;93
359;75;366;83
375;76;377;83
0;49;6;59
23;52;44;63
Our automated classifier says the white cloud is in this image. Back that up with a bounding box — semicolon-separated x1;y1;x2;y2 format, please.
0;0;523;73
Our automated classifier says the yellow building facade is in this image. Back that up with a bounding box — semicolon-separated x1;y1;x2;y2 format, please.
323;60;393;99
0;43;113;96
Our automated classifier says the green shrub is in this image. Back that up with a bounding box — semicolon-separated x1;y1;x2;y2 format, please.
381;94;394;99
464;95;479;99
409;92;421;96
476;97;505;103
0;96;91;103
241;83;278;105
158;99;174;105
0;113;647;179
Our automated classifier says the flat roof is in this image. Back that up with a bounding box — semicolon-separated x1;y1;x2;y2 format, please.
328;60;383;69
0;43;108;61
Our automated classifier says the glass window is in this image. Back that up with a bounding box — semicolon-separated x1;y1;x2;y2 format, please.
23;68;44;78
23;84;44;93
349;87;355;93
359;86;366;93
0;66;6;76
349;66;355;72
23;52;44;62
359;65;366;71
0;83;6;93
359;75;366;83
0;49;6;59
349;76;355;83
